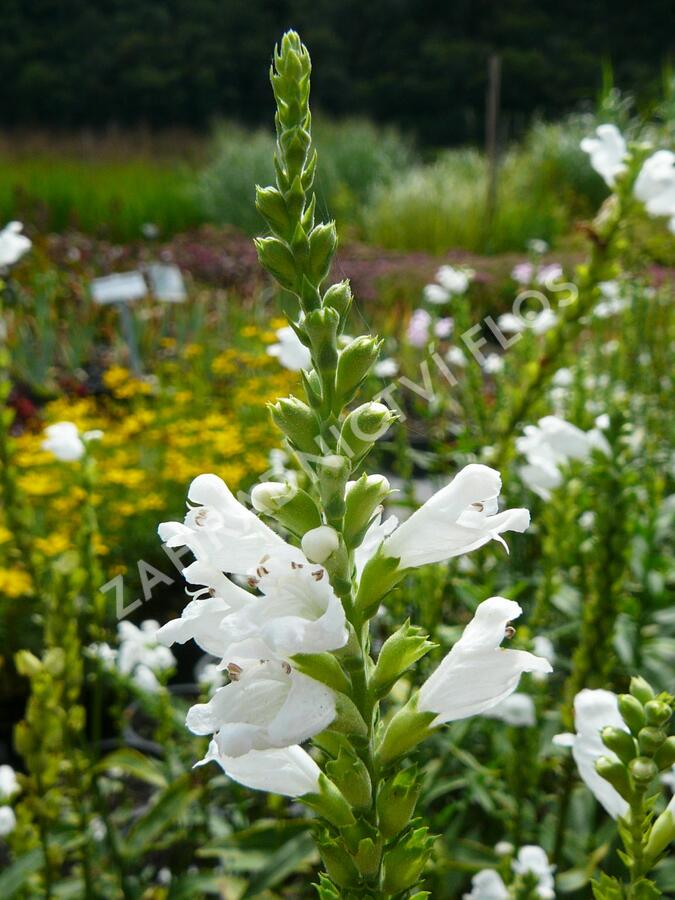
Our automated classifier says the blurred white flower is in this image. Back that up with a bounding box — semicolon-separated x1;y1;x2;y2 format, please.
423;283;450;305
196;659;225;694
527;239;549;255
382;464;530;569
552;368;573;387
407;309;432;347
594;281;629;318
197;742;321;797
482;353;504;374
580;124;628;187
0;221;31;268
486;692;536;727
0;805;16;837
634;150;675;232
0;765;19;801
512;261;534;284
186;659;335;757
373;357;399;378
132;665;161;693
436;265;474;295
41;422;102;462
117;620;175;680
512;845;556;898
498;308;557;336
419;597;552;724
553;688;629;819
434;317;454;338
446;346;467;367
267;326;311;371
463;869;508;900
536;263;563;286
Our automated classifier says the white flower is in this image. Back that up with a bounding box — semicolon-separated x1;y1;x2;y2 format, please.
634;150;675;232
512;845;556;899
482;353;504;374
518;457;563;501
407;309;432;347
159;473;300;578
436;265;474;296
0;805;16;837
267;326;311;371
41;422;84;462
0;766;19;801
132;665;161;693
486;692;536;727
0;221;31;268
533;635;555;668
423;283;450;305
117;620;175;677
445;346;467;367
594;280;629;318
552;368;573;388
355;512;398;582
301;525;340;564
536;263;563;286
197;742;321;797
553;689;629;819
527;239;549;255
512;262;534;284
195;659;225;693
381;464;530;569
580;124;628;187
186;659;335;757
463;869;508;900
373;358;399;378
418;597;552;724
497;308;557;336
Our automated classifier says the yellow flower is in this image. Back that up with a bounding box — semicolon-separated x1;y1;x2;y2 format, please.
18;473;58;496
270;317;287;329
0;568;33;598
183;343;203;359
0;526;12;545
35;534;71;557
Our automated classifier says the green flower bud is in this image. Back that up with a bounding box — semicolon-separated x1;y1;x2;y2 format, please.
308;222;337;286
644;800;675;865
304;307;340;375
325;750;372;810
638;726;667;756
601;727;637;766
314;873;341;900
382;825;433;894
251;482;321;535
343;473;391;549
301;369;323;411
323;280;352;328
15;650;42;677
353;837;382;878
377;697;437;767
291;651;351;696
255;185;292;239
301;525;340;563
314;830;360;888
596;756;631;799
269;396;320;455
628;756;658;787
354;550;403;620
335;336;383;405
317;454;350;524
618;694;647;734
377;767;423;839
302;773;356;828
654;736;675;771
630;676;655;705
645;701;672;727
371;620;436;698
254;236;297;292
338;402;396;460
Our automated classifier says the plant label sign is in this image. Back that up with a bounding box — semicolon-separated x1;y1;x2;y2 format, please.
146;264;187;303
90;272;147;305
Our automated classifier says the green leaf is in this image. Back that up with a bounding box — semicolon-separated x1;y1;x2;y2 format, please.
591;872;625;900
96;747;168;788
291;651;351;695
126;776;199;853
0;848;43;898
242;831;317;897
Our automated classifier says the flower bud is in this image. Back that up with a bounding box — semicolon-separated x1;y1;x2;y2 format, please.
251;482;322;536
301;525;340;564
302;773;356;828
307;222;337;286
601;727;636;766
339;402;396;460
255;185;291;239
270;396;321;455
355;551;403;620
645;701;672;727
618;693;646;734
325;750;372;810
304;307;340;375
317;455;350;523
335;336;382;405
343;474;391;549
323;280;352;328
382;825;434;894
654;736;675;771
314;830;360;888
377;697;436;767
353;837;382;878
377;767;422;839
14;650;42;678
628;756;658;787
629;676;655;705
644;798;675;865
371;620;436;698
638;726;667;756
596;756;631;799
254;235;297;292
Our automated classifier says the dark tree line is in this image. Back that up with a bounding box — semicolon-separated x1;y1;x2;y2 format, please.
2;0;672;145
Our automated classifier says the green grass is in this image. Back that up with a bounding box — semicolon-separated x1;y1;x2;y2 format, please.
0;154;204;241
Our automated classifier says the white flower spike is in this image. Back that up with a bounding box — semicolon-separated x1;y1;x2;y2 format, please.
580;124;628;187
419;597;552;724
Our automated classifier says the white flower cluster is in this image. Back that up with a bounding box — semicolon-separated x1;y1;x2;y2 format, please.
0;221;31;269
0;764;20;837
517;415;611;500
464;844;555;899
41;421;103;463
156;464;551;795
423;264;475;304
581;124;675;233
91;620;175;694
